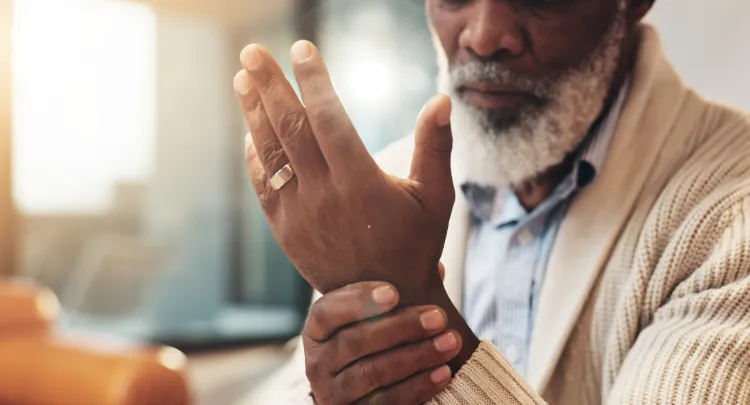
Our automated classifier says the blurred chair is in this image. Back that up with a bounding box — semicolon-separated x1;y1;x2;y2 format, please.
61;234;170;318
0;280;57;335
0;279;192;405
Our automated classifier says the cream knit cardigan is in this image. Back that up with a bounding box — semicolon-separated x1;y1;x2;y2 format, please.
246;25;750;405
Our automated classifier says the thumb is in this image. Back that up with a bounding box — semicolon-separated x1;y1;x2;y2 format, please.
409;94;453;190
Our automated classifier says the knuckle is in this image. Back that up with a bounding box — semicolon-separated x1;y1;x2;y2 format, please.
256;71;280;93
307;300;327;333
263;149;289;174
275;110;309;144
304;356;317;380
358;357;384;388
309;103;340;129
337;328;363;361
257;136;285;163
335;367;357;394
304;356;322;384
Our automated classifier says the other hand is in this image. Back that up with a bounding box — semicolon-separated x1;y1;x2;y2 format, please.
303;281;461;405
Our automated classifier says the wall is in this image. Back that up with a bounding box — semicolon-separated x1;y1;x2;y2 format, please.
143;12;236;331
648;0;750;110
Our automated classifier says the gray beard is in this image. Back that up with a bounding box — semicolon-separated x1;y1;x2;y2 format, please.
434;11;628;190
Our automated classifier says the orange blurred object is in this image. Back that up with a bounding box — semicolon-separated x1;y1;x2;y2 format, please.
0;279;193;405
0;281;58;335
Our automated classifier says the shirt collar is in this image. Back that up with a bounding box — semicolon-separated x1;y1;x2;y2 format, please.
463;76;632;226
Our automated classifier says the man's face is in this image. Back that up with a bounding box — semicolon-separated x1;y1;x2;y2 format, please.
429;0;621;115
427;0;640;189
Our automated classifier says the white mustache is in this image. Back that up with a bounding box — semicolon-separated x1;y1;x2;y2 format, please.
449;61;554;99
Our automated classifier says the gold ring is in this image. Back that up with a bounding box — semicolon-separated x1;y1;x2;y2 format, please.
268;163;296;190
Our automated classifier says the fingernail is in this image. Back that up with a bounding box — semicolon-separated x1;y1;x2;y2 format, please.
241;45;263;70
436;96;452;126
420;309;445;331
430;365;451;384
234;70;251;95
434;332;457;352
372;285;397;305
291;40;313;64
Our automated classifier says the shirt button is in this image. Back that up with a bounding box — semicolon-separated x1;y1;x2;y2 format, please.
517;228;534;246
505;345;521;364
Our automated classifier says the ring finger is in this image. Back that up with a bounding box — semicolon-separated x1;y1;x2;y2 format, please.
234;69;298;192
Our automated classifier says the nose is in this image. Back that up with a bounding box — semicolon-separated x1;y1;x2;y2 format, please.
458;1;523;60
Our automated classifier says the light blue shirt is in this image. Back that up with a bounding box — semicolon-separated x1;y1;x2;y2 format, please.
462;81;630;377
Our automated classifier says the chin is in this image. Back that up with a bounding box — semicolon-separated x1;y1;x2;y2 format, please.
458;99;540;135
438;8;628;192
481;108;527;133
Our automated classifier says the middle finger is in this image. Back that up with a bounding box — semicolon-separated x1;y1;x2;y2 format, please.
329;305;448;373
290;40;376;175
235;70;295;187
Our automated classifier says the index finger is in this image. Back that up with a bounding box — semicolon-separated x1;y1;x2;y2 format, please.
304;282;399;342
289;40;376;174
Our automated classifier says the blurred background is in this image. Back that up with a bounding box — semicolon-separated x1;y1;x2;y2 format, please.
0;0;748;404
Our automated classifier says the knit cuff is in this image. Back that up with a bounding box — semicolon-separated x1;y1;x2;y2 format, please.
428;340;546;405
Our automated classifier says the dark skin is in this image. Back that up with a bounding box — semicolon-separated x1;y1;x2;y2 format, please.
431;0;651;210
234;0;655;403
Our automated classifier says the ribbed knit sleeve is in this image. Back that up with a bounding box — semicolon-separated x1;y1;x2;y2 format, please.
428;341;545;405
428;192;750;405
605;193;750;404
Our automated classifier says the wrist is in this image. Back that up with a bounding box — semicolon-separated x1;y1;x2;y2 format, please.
399;283;480;373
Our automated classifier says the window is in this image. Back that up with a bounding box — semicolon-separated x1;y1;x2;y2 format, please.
11;0;435;349
12;0;308;347
321;0;436;152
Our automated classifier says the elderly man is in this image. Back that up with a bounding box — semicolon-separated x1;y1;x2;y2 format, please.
234;0;750;403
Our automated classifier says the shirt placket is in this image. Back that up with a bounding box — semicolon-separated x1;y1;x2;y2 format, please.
495;238;530;374
493;188;573;375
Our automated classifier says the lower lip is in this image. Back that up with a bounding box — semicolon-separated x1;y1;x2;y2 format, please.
462;89;535;110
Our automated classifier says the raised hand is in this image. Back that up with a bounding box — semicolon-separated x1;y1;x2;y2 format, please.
234;40;479;376
233;40;455;300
